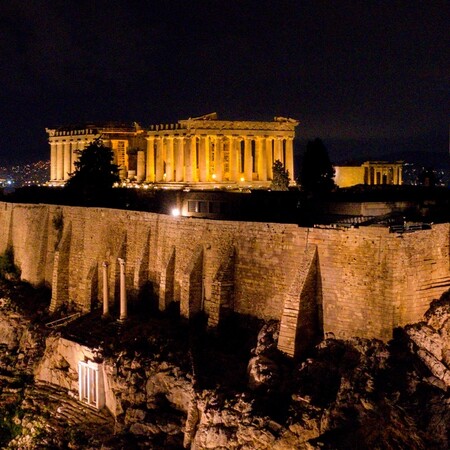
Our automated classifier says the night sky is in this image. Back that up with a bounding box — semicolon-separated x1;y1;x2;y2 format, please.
0;0;448;165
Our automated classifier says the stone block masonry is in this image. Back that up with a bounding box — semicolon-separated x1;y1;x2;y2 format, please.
0;202;449;355
278;245;320;357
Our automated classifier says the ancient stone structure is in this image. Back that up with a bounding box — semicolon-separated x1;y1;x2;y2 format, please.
46;113;298;188
144;113;298;186
46;123;146;184
1;202;449;358
334;161;403;188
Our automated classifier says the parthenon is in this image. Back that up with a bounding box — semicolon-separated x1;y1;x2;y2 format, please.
46;113;299;187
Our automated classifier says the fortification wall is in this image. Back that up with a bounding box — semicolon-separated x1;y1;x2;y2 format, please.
0;202;448;343
307;224;450;339
0;203;304;321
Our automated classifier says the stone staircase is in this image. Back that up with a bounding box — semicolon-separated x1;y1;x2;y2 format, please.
24;380;114;428
0;371;25;411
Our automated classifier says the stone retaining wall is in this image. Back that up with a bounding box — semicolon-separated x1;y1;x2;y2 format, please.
0;202;449;348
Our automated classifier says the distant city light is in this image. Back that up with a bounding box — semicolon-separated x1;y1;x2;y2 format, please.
0;160;50;187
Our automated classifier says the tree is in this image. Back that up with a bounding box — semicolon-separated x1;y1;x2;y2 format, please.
65;139;120;198
271;160;290;191
298;138;335;194
418;168;437;187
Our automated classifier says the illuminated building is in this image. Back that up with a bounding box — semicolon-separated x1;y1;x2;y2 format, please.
334;161;403;188
46;113;298;188
45;123;145;185
143;113;298;187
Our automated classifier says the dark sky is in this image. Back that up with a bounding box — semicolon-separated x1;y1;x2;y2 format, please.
0;0;449;164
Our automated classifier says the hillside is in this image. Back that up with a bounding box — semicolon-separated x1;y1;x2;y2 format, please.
0;278;449;449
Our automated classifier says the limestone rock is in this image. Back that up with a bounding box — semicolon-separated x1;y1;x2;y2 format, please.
248;321;283;392
145;369;193;412
425;292;450;331
247;355;281;391
254;320;279;357
129;421;160;436
125;407;146;424
406;293;450;390
407;324;443;360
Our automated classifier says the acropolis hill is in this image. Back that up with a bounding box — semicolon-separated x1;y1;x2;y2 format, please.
1;201;449;357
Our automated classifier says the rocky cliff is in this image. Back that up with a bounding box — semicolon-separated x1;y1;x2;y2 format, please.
0;278;449;449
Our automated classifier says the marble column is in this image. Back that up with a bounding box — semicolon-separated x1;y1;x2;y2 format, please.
175;137;184;182
266;138;273;179
102;262;109;317
136;150;145;182
285;137;294;182
229;136;238;182
207;136;214;177
145;137;155;182
155;137;164;182
257;138;267;182
184;137;192;182
184;136;197;182
166;137;174;181
50;142;57;181
244;137;252;182
222;137;230;179
215;137;223;182
198;136;207;181
64;143;71;180
118;258;127;321
274;138;282;162
190;136;197;181
56;143;64;181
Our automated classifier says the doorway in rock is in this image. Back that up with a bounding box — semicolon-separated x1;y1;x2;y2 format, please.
78;360;104;409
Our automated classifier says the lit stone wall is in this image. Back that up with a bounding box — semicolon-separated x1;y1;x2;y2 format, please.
334;161;403;188
334;166;364;188
307;225;450;338
0;202;449;343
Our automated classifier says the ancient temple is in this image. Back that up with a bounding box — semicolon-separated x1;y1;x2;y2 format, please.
142;113;298;186
334;161;403;188
46;123;146;184
46;114;298;187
